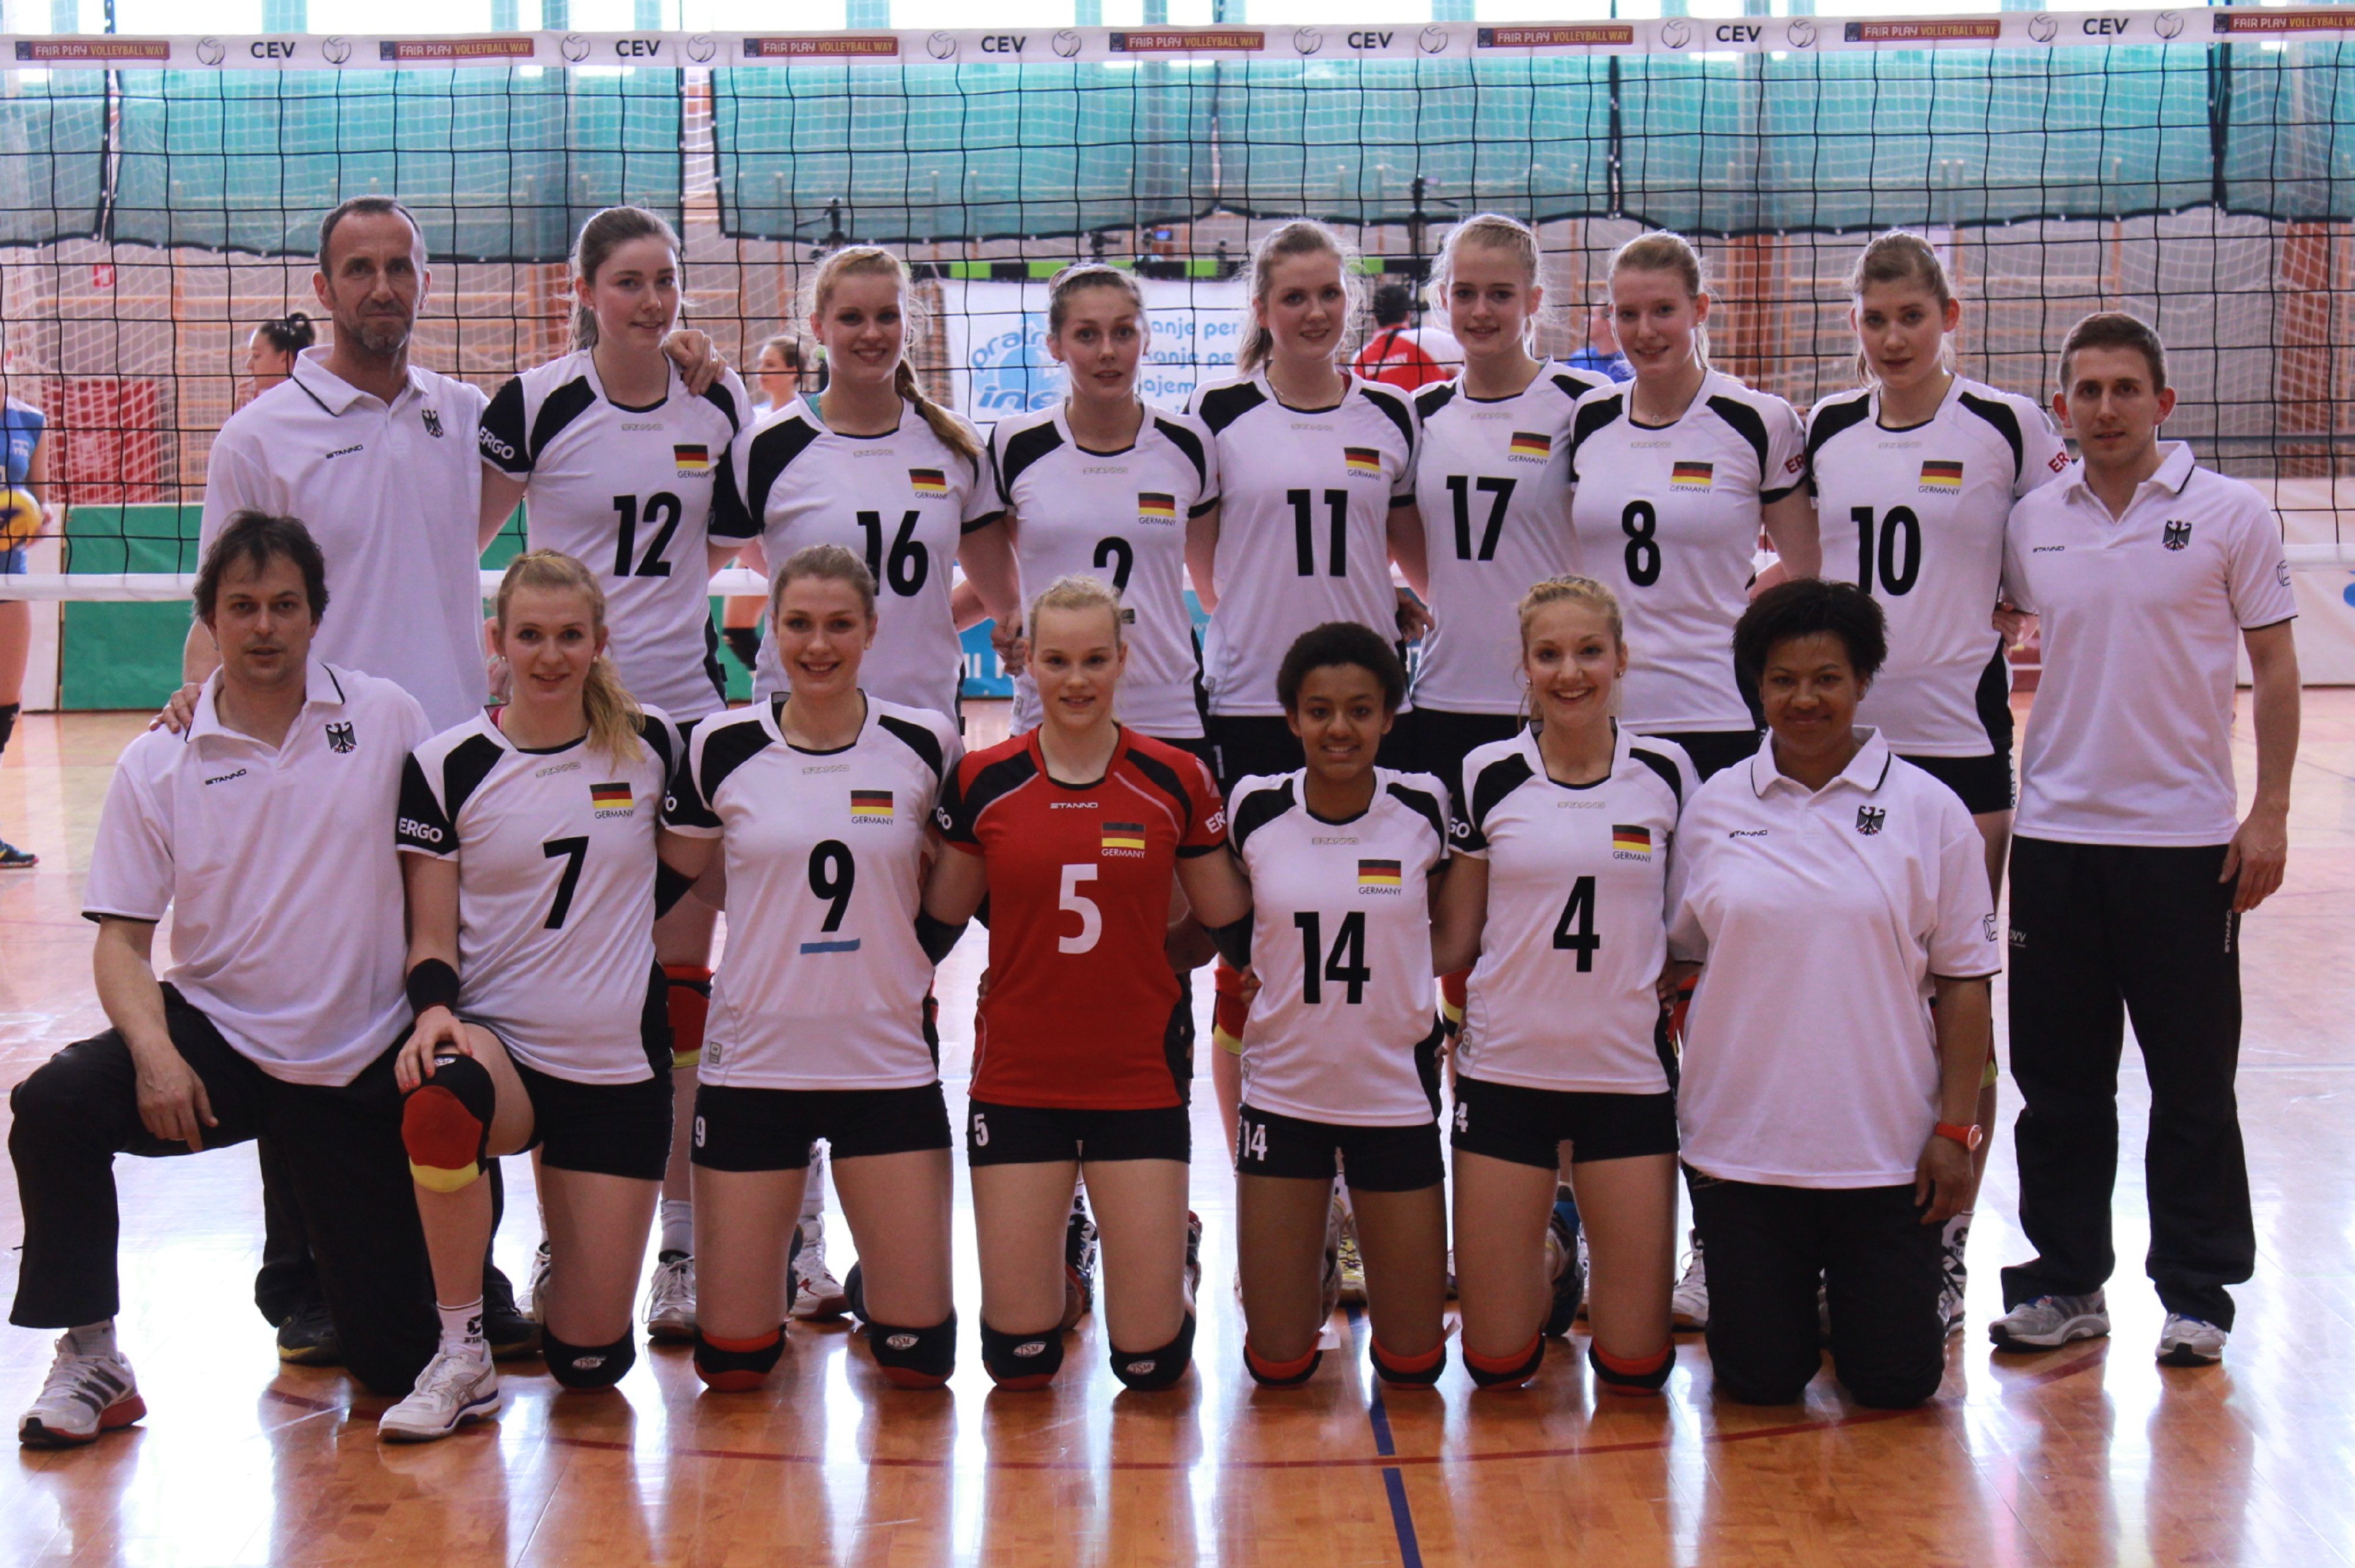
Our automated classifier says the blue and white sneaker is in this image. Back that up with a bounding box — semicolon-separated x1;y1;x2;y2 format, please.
2156;1314;2226;1367
1988;1291;2109;1352
377;1350;502;1443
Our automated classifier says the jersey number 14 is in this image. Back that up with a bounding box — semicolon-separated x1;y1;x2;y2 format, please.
1293;910;1371;1004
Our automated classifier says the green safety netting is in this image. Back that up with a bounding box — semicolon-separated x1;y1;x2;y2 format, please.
0;71;108;244
107;67;684;260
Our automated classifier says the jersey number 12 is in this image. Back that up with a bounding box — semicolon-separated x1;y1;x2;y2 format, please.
612;493;684;578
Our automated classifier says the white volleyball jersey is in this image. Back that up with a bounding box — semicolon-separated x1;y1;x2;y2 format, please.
1807;377;2067;756
1189;373;1418;717
1564;372;1807;732
1228;768;1452;1126
395;709;678;1085
989;402;1218;738
731;396;1002;719
480;354;757;721
663;695;961;1090
1410;363;1606;714
1454;725;1694;1095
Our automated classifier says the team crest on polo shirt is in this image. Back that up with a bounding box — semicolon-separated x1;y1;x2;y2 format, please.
2163;520;2193;551
421;408;444;439
324;721;357;754
1855;804;1885;836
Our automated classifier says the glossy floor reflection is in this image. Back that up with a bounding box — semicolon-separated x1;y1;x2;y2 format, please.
4;699;2352;1566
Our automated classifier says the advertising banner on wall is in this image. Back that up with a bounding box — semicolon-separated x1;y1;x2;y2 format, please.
939;277;1251;430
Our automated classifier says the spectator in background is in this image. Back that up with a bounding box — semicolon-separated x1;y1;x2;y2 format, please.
725;333;817;674
244;314;316;402
1564;303;1634;382
1352;282;1462;392
0;371;46;868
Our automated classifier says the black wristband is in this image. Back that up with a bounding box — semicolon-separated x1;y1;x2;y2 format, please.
914;909;968;966
1210;914;1253;973
654;860;696;919
405;958;460;1017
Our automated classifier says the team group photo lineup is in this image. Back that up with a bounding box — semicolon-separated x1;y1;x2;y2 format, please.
0;83;2317;1547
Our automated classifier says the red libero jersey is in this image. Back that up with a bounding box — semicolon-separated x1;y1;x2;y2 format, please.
937;727;1226;1109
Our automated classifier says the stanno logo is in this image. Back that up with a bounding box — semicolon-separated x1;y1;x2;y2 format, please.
620;421;664;432
1730;828;1768;839
2162;519;2193;551
1855;805;1885;835
421;408;444;439
324;721;357;754
204;767;249;787
1050;800;1098;809
323;443;364;461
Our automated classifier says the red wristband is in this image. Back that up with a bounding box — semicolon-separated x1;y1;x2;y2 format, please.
1934;1122;1984;1151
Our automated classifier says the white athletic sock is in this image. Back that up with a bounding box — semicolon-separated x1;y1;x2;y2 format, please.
438;1297;487;1360
1942;1210;1973;1249
661;1199;693;1258
798;1146;827;1225
66;1320;117;1360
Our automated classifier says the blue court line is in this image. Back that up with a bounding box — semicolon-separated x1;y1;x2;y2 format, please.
1344;1304;1424;1568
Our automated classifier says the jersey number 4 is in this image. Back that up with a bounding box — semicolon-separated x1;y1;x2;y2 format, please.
1553;875;1600;972
1293;910;1371;1004
612;493;684;578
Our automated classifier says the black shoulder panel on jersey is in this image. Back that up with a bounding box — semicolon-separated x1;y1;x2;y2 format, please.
1706;394;1773;480
996;419;1066;497
1414;382;1457;422
1122;742;1206;834
1957;390;2027;488
1228;775;1298;853
877;712;947;782
697;717;777;807
440;732;508;824
744;415;824;521
1385;778;1450;849
636;714;677;777
1565;393;1624;483
1195;381;1266;435
1804;390;1874;467
1358;381;1417;450
528;376;599;469
701;377;742;436
1468;751;1535;834
479;377;530;473
958;749;1041;828
1551;369;1607;402
1627;742;1686;811
1151;416;1210;490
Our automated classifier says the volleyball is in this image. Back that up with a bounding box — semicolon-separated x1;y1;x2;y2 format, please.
0;487;41;550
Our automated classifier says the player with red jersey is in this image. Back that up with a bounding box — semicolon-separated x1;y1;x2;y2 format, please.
926;576;1251;1393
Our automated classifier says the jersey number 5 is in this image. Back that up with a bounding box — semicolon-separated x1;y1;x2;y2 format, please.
612;493;684;578
1058;864;1102;954
1293;910;1371;1004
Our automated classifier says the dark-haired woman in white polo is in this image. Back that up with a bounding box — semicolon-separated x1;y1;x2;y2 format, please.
1664;579;1997;1409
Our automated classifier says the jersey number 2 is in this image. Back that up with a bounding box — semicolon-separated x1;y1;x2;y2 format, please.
612;493;683;578
1293;910;1370;1004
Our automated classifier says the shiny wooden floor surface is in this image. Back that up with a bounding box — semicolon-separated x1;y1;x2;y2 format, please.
4;697;2353;1567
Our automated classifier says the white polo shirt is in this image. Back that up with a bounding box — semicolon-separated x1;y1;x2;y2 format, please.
2001;442;2296;847
1668;730;2000;1189
82;661;430;1088
201;349;490;731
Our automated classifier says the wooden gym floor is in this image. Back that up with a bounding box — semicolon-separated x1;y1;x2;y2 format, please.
2;696;2352;1567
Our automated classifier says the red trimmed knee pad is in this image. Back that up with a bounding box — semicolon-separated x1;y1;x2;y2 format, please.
1589;1340;1674;1394
400;1052;493;1192
1464;1334;1545;1390
1369;1335;1447;1390
692;1326;785;1391
1109;1311;1195;1391
1243;1340;1322;1388
865;1310;957;1390
979;1321;1063;1390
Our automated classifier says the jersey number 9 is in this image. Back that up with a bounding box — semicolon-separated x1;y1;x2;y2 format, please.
809;840;856;932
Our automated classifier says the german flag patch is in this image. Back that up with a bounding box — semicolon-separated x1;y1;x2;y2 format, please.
1670;460;1713;490
1344;446;1382;478
1138;492;1178;523
851;789;894;821
910;467;948;497
1102;821;1147;854
1611;824;1652;859
673;443;712;475
1358;858;1404;892
1508;430;1552;462
590;781;635;815
1918;459;1963;492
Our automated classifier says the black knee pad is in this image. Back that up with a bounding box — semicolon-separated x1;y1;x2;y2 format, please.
865;1310;958;1390
1369;1335;1447;1389
545;1328;636;1390
979;1320;1064;1390
1464;1335;1545;1390
1588;1340;1674;1394
692;1325;785;1391
1109;1311;1195;1391
841;1258;864;1323
1243;1341;1323;1388
786;1225;804;1317
401;1050;496;1193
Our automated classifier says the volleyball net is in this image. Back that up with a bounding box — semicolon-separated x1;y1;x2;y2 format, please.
5;12;2355;609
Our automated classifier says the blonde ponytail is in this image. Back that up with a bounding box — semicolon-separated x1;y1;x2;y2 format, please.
807;244;981;465
569;205;682;353
1609;230;1711;369
495;550;644;767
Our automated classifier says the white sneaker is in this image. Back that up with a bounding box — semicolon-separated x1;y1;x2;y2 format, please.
1334;1198;1367;1305
2156;1313;2227;1367
1670;1245;1709;1332
644;1251;696;1343
791;1221;850;1321
1988;1291;2109;1352
18;1337;144;1448
378;1350;502;1443
521;1239;553;1326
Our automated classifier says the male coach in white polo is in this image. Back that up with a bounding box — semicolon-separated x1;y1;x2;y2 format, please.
1991;311;2300;1368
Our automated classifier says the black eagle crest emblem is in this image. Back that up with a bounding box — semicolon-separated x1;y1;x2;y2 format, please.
421;407;444;439
2162;519;2191;551
324;721;357;754
1855;804;1886;836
